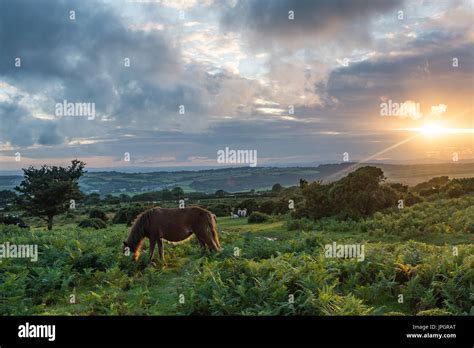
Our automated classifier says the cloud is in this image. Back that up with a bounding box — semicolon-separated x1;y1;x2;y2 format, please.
220;0;403;50
0;0;472;168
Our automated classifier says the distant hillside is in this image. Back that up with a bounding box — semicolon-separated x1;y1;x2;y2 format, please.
1;162;473;195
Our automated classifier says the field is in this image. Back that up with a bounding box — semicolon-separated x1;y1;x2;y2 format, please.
1;194;473;316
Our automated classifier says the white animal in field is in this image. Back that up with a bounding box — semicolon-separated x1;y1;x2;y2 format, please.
237;208;247;217
231;212;239;218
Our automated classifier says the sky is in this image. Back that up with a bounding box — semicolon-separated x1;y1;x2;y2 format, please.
0;0;473;171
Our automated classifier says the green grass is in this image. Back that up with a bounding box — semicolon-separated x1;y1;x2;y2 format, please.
1;196;473;316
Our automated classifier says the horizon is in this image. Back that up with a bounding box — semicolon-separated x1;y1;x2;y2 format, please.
1;158;474;177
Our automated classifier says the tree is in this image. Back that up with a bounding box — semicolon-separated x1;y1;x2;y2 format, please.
328;166;392;216
15;160;86;230
84;193;101;205
0;190;17;207
161;189;173;200
171;187;184;198
215;189;226;198
300;167;398;220
271;183;283;193
103;194;120;205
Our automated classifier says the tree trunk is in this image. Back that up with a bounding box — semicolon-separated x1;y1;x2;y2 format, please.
47;215;54;230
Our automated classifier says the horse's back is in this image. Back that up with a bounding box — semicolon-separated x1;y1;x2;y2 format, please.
151;206;212;241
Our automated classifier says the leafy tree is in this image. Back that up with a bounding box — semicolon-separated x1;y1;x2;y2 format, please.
215;189;226;198
171;187;185;198
84;193;101;205
131;191;161;202
446;183;463;198
0;190;17;207
119;194;131;202
112;204;147;225
271;183;283;193
414;176;450;196
258;200;277;215
300;167;398;220
301;180;334;219
161;189;173;200
328;166;393;216
15;160;86;230
404;191;424;206
239;198;259;214
103;194;120;205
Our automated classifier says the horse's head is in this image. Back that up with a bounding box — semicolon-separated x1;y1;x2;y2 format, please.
123;240;143;261
122;240;134;254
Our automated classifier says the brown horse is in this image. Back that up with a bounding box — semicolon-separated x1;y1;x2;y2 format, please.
123;206;221;263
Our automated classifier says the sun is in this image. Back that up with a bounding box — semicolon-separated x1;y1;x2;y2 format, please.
418;121;445;137
399;121;474;137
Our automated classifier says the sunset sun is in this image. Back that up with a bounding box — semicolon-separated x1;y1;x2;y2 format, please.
419;122;446;136
401;121;474;137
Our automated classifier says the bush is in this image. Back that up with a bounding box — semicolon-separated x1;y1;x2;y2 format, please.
404;192;424;206
258;200;277;215
238;199;259;215
0;214;29;228
248;212;270;223
78;218;107;229
446;183;463;198
206;203;232;217
88;209;108;222
286;218;315;231
112;205;146;225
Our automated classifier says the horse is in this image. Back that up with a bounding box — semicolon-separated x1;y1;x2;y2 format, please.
123;206;221;264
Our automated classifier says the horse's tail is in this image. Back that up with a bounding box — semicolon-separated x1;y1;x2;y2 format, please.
206;212;221;251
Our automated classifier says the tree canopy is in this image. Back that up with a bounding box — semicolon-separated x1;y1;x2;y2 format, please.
15;159;86;230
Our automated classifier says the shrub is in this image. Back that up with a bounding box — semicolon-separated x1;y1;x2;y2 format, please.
112;205;146;225
78;218;107;229
206;203;232;217
247;212;270;223
404;192;424;206
88;209;108;222
238;199;259;215
0;214;29;228
258;200;277;215
446;183;463;198
286;218;315;231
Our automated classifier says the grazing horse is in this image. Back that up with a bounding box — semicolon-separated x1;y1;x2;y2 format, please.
123;206;221;263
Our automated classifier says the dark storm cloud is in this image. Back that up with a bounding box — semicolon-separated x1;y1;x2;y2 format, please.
0;99;64;147
220;0;403;49
0;0;195;146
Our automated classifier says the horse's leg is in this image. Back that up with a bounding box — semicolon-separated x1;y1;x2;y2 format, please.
195;233;207;252
148;237;156;264
157;238;165;264
197;227;216;252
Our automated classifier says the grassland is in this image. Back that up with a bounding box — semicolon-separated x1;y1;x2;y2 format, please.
1;194;472;316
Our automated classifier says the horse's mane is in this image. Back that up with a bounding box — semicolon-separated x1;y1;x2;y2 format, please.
126;208;155;252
